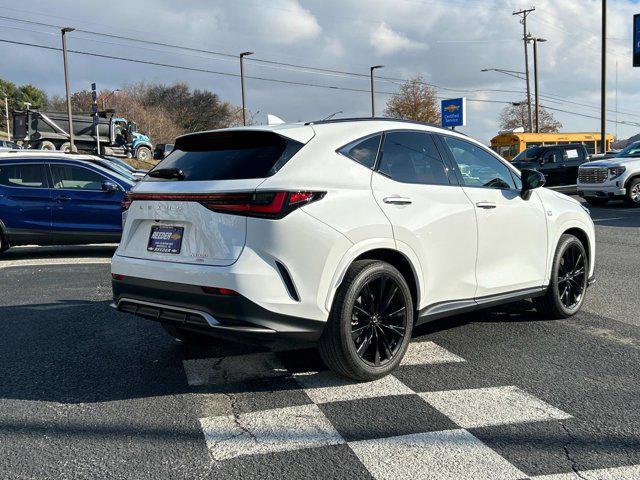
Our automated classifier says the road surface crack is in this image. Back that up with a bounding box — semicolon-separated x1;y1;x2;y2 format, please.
558;421;588;480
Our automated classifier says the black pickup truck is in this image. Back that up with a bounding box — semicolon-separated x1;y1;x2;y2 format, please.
510;144;590;193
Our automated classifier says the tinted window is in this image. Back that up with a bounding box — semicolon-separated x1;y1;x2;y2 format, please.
378;132;449;185
513;146;544;162
146;131;303;182
51;165;105;190
0;164;46;188
617;141;640;158
338;134;381;169
443;136;516;190
543;150;562;163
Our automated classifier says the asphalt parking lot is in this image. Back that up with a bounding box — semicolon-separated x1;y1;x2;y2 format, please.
1;200;639;479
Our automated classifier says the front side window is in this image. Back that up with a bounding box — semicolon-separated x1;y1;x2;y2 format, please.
377;131;449;185
542;150;562;163
338;134;381;169
443;136;516;190
51;165;105;190
0;164;47;188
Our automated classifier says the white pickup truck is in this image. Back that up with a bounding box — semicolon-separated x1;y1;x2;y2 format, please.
577;141;640;207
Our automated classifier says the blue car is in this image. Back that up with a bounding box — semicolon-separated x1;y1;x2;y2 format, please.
0;152;135;253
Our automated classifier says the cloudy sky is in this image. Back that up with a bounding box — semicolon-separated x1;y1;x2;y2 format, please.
1;0;639;143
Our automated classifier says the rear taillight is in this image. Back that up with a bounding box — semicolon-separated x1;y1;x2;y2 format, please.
125;191;324;219
201;286;239;295
121;192;132;211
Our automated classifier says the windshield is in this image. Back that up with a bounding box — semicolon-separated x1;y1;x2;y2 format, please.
145;131;303;182
616;142;640;158
103;156;136;172
513;146;545;162
95;160;137;181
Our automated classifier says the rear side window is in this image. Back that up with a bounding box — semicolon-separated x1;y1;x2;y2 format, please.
338;134;381;169
0;164;47;188
146;131;303;182
378;131;450;185
51;165;106;190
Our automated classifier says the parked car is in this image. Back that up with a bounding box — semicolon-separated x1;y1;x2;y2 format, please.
510;144;591;193
81;157;141;182
0;151;135;253
111;118;595;380
153;143;174;160
577;140;640;207
102;156;148;179
0;140;22;151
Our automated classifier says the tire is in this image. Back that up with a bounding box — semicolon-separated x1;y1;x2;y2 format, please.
59;142;78;153
161;323;212;344
623;177;640;207
318;260;414;381
534;234;588;319
38;141;56;151
136;146;152;162
585;197;608;207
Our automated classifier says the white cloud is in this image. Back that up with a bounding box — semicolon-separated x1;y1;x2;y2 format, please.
370;22;428;55
260;0;321;45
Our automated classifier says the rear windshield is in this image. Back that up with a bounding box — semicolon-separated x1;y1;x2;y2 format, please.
145;131;303;182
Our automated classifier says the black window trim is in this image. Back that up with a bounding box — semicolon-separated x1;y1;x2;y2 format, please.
371;129;459;187
0;161;50;189
335;132;384;170
438;133;521;192
47;162;111;192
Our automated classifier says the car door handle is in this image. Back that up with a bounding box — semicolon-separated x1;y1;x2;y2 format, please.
475;201;497;209
383;196;412;205
55;195;71;202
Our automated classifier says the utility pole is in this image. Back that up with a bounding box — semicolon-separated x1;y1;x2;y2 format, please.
61;27;75;151
600;0;607;153
4;96;9;140
239;51;253;126
532;37;547;133
513;7;535;132
370;65;384;117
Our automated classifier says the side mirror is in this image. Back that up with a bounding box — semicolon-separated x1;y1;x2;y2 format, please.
520;168;546;200
102;180;119;193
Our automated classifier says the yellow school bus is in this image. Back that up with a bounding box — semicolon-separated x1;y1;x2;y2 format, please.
490;132;614;160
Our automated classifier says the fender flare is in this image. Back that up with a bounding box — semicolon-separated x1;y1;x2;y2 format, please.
545;217;594;284
323;238;425;312
623;173;640;190
133;142;153;153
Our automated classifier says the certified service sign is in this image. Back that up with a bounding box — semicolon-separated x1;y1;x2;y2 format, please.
441;97;466;128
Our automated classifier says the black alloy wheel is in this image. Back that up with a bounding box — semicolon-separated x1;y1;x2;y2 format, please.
318;259;414;381
534;233;588;319
351;275;408;367
557;243;586;310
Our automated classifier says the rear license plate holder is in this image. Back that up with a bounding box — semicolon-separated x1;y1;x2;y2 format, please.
147;225;184;254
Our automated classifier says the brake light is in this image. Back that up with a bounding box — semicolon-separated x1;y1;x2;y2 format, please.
125;191;324;219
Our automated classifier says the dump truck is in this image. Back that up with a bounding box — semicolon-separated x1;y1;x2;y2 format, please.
11;109;154;162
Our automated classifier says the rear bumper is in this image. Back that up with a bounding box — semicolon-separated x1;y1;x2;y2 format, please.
112;275;325;347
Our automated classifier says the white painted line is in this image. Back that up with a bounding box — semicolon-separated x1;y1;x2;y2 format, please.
199;404;344;461
293;371;413;404
0;257;111;268
420;386;571;429
183;352;287;386
533;464;640;479
401;341;466;366
349;429;526;480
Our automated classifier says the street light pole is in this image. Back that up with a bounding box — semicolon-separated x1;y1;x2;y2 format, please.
480;68;526;81
61;27;75;151
532;37;547;133
239;51;253;126
370;65;384;117
4;96;10;140
600;0;607;153
513;8;535;132
102;89;120;111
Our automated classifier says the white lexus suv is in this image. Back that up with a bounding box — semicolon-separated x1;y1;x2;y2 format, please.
111;118;595;380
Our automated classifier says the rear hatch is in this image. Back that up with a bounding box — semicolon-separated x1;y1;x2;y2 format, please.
117;127;313;266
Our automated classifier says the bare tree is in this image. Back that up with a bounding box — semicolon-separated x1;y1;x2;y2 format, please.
384;76;441;124
499;101;562;133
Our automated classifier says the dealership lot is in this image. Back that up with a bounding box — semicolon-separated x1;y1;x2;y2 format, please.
1;201;639;479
